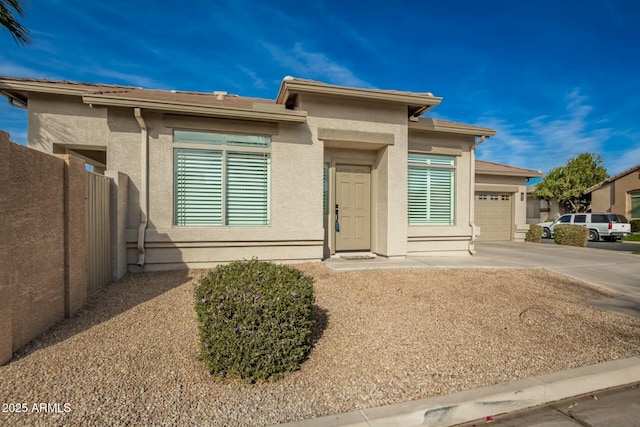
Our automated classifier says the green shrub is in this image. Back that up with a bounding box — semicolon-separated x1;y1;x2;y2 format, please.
525;224;543;243
553;224;588;247
630;219;640;233
194;259;315;381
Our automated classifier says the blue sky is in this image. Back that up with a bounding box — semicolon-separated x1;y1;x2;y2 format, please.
1;0;639;176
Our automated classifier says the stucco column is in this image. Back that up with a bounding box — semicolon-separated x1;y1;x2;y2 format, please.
376;134;408;258
105;170;129;280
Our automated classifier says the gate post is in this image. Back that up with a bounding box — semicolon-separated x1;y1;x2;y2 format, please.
105;170;128;280
62;155;88;318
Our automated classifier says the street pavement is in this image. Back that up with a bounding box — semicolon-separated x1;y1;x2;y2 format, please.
540;237;640;252
456;383;640;427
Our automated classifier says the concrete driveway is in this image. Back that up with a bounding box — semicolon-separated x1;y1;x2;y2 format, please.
325;241;640;317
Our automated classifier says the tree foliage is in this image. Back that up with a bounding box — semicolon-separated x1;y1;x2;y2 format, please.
534;153;608;213
1;0;30;45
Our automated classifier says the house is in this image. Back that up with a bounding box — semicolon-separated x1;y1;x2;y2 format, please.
474;160;542;240
526;184;568;224
585;163;640;220
1;76;537;272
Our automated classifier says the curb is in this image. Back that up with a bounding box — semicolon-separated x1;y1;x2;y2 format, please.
273;357;640;427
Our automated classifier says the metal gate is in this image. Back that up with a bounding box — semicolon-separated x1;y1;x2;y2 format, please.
86;172;112;293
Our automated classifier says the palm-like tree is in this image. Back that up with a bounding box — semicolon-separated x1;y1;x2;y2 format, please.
1;0;30;45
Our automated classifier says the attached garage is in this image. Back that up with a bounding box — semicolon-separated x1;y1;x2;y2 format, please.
474;160;542;242
475;192;513;241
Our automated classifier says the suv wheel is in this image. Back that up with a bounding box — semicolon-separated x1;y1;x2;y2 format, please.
542;228;551;239
588;229;599;241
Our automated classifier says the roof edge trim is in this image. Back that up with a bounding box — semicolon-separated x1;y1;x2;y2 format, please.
81;94;307;123
276;79;442;107
410;118;496;137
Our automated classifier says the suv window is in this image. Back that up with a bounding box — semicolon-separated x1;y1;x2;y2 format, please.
610;214;628;223
558;215;572;223
574;214;587;223
591;214;609;223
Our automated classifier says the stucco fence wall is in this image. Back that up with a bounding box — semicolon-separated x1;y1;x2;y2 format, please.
0;132;127;366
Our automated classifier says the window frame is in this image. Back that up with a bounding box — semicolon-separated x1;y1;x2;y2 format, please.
631;191;640;219
173;130;271;227
407;153;456;226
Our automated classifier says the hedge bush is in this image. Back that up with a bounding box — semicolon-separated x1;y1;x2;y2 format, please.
194;259;315;381
525;224;543;243
553;224;588;247
631;219;640;233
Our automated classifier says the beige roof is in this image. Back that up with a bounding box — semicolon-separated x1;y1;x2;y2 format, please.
0;76;306;123
0;76;271;107
585;163;640;193
0;76;493;130
275;76;442;117
475;159;543;178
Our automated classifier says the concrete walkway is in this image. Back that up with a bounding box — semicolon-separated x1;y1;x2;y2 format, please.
325;242;640;318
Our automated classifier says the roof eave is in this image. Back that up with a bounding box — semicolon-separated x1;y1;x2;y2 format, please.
81;94;308;123
476;170;543;178
585;164;640;193
0;79;108;96
409;119;496;137
276;79;442;110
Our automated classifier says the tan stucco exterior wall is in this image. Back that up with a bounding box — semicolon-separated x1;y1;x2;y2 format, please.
300;95;409;258
21;91;489;269
122;112;325;271
407;132;476;255
590;172;640;218
475;173;529;241
0;134;88;365
28;94;109;153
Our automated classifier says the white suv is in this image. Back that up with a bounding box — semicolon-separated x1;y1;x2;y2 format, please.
539;213;631;241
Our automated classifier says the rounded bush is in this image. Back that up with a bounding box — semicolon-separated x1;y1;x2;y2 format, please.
553;224;588;247
631;219;640;233
525;224;543;243
194;259;315;381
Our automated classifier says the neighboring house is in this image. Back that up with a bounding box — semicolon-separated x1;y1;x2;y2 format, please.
585;163;640;220
1;76;516;272
475;160;543;241
526;184;568;224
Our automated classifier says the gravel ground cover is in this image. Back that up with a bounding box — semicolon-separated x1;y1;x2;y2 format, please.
2;265;640;426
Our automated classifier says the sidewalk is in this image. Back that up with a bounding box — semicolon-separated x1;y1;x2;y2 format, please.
274;357;640;427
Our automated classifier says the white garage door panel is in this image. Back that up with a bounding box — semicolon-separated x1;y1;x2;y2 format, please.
475;193;513;241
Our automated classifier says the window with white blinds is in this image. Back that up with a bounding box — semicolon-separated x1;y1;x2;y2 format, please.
174;131;270;226
408;153;455;225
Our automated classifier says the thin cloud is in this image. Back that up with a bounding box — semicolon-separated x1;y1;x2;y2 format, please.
264;42;369;87
0;61;52;79
477;89;612;174
87;68;166;89
607;142;640;174
238;66;267;90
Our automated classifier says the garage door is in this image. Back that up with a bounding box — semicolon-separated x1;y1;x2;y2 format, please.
475;193;513;241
